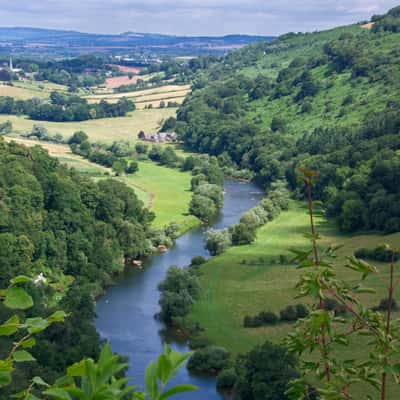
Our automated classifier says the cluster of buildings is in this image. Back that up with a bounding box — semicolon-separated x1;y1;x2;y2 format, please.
138;131;177;143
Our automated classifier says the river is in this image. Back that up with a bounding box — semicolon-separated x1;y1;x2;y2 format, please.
95;179;264;399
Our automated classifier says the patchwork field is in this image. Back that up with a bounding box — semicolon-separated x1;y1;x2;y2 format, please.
0;108;177;144
85;84;191;109
189;202;400;397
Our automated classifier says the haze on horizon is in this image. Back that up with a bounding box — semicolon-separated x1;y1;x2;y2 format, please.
0;0;399;36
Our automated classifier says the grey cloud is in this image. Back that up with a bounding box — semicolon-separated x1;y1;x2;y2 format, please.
0;0;398;35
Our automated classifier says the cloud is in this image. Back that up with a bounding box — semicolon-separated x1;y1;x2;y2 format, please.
0;0;398;35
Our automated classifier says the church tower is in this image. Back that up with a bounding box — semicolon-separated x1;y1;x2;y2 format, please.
9;56;13;71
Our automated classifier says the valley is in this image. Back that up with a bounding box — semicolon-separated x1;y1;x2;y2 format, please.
1;4;400;400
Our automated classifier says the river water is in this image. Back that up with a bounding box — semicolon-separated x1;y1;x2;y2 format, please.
95;179;263;399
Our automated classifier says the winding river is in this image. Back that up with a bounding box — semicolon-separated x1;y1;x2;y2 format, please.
96;179;263;399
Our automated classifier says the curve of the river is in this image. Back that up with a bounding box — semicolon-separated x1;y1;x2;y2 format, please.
96;179;263;399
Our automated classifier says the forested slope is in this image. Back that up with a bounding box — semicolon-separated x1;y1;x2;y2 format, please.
0;138;154;397
176;6;400;233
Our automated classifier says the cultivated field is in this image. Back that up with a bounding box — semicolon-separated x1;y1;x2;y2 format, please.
0;108;177;144
189;202;400;398
109;65;142;74
1;81;70;99
85;84;191;110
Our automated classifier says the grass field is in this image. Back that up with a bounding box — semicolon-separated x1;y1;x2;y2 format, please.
0;81;69;100
121;161;199;231
0;108;177;144
189;201;400;397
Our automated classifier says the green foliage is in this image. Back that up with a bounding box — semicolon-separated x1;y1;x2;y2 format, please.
232;340;298;400
205;229;232;256
0;138;153;393
158;266;200;324
187;346;230;374
284;170;400;399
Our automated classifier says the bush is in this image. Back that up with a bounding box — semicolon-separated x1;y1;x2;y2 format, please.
323;298;347;316
188;335;211;349
190;256;207;266
216;368;237;392
187;346;230;374
376;298;398;312
295;303;309;318
230;223;256;245
189;194;217;221
355;244;400;262
280;305;298;322
205;228;232;255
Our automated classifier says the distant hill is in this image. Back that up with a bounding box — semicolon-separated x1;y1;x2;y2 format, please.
0;27;273;57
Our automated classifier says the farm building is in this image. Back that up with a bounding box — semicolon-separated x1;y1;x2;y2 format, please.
138;131;177;143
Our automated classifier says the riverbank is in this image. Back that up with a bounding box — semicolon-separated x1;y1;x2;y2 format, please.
95;180;264;400
186;200;400;398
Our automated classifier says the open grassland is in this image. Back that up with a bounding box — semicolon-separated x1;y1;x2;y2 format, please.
121;161;199;231
189;201;400;398
4;136;197;230
0;108;177;143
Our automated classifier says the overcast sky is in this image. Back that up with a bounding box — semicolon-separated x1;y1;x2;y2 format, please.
0;1;398;36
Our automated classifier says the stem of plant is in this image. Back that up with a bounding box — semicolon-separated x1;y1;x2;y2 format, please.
380;251;395;400
305;177;331;382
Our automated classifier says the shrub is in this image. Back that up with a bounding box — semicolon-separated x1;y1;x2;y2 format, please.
216;368;237;393
187;346;230;374
355;244;400;262
230;223;256;245
280;305;298;322
190;256;207;266
295;303;309;318
189;194;217;221
376;298;398;311
323;298;347;316
205;228;232;255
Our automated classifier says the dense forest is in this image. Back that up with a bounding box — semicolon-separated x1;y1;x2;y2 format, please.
175;6;400;233
0;138;154;397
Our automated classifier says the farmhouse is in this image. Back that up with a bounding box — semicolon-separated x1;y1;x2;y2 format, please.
138;131;177;143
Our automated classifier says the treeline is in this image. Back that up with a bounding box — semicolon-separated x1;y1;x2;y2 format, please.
69;131;138;175
206;182;290;255
0;138;154;396
176;7;400;234
0;91;135;122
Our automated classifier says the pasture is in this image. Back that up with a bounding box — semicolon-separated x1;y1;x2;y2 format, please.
0;108;177;144
189;202;400;397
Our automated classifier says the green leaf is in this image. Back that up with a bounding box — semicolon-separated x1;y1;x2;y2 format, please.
13;350;36;362
0;315;20;336
21;337;36;349
10;276;32;285
32;376;49;387
66;360;86;377
159;384;197;400
0;360;14;388
24;317;50;334
47;310;67;323
43;388;72;400
4;288;33;310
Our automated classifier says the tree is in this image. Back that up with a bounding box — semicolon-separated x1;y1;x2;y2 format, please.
233;341;298;400
69;130;88;145
205;229;232;255
112;159;128;176
230;223;256;245
271;116;286;132
189;194;217;221
126;161;138;174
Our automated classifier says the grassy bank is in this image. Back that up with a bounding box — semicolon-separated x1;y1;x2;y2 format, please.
188;201;400;396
